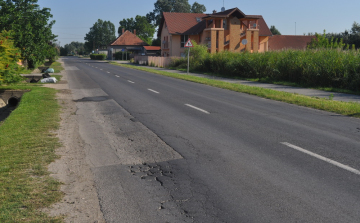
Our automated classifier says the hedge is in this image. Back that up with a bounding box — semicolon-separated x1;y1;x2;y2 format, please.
90;54;106;60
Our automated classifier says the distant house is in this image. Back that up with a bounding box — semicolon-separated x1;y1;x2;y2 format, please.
158;7;273;57
107;29;148;59
268;35;315;51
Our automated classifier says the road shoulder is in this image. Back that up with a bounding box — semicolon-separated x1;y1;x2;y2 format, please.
42;64;105;222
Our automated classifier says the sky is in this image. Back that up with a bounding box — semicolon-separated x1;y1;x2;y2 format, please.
36;0;360;46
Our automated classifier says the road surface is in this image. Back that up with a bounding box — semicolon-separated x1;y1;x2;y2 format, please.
62;57;360;223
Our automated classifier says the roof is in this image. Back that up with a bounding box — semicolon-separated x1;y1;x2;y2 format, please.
110;30;148;46
144;46;161;51
158;8;272;37
204;7;246;19
248;17;273;36
160;12;207;36
268;35;316;50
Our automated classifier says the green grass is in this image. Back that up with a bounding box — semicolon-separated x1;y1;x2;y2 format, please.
111;62;360;118
0;85;63;222
49;61;64;73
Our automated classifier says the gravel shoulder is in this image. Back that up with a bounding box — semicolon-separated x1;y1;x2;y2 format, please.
42;65;105;223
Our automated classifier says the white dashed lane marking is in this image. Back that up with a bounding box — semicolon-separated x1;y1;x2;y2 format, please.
185;104;210;114
281;142;360;175
148;89;159;94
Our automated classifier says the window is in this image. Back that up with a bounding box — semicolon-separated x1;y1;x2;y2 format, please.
180;35;189;48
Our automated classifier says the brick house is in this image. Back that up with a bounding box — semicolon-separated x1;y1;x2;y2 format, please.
158;7;273;57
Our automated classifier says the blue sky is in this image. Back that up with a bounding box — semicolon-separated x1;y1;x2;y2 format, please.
36;0;360;46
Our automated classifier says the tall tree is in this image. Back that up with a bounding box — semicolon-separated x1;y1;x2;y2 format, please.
191;1;206;13
118;15;155;45
0;0;57;68
84;19;116;52
270;25;281;35
146;0;205;26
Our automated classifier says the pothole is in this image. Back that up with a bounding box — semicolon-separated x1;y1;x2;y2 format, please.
73;96;110;102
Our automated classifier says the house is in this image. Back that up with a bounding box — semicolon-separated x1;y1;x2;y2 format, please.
158;7;273;57
268;35;315;51
107;29;148;59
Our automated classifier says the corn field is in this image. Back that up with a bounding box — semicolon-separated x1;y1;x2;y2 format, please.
172;47;360;91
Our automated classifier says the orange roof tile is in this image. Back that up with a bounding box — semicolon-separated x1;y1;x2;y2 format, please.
268;35;315;50
110;30;148;46
163;12;207;35
144;46;161;51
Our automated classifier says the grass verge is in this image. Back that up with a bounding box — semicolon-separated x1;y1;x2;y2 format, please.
49;61;64;73
110;63;360;118
0;85;63;222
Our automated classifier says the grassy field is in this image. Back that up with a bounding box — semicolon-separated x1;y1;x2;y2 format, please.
110;62;360;118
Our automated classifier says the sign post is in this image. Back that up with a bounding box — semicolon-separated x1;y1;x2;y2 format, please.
184;38;194;74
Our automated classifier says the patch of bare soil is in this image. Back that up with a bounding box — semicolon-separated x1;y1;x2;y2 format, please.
42;73;105;222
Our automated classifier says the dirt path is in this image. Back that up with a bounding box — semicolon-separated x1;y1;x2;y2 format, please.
42;62;105;222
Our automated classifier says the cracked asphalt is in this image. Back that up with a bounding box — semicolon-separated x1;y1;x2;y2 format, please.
63;57;360;222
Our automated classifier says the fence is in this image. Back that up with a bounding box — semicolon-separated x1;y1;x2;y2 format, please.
134;56;173;68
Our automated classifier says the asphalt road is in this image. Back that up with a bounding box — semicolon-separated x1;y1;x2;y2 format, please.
63;57;360;223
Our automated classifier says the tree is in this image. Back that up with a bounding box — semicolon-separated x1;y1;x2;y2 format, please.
270;25;281;35
146;0;206;26
118;15;155;45
321;21;360;49
60;41;86;56
191;1;206;13
0;30;23;84
152;37;161;46
0;0;57;68
84;19;116;52
307;30;347;49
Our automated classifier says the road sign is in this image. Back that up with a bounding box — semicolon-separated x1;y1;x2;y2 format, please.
184;38;194;47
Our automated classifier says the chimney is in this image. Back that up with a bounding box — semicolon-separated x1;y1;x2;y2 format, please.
134;29;136;36
122;28;125;35
213;10;217;14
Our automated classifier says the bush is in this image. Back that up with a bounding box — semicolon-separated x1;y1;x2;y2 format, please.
90;54;106;60
0;30;23;85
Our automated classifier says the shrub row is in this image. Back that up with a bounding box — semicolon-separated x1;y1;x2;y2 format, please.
172;45;360;91
90;54;106;60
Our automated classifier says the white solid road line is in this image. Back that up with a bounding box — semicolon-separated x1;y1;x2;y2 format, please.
185;104;210;114
148;89;159;94
281;142;360;175
128;80;135;83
